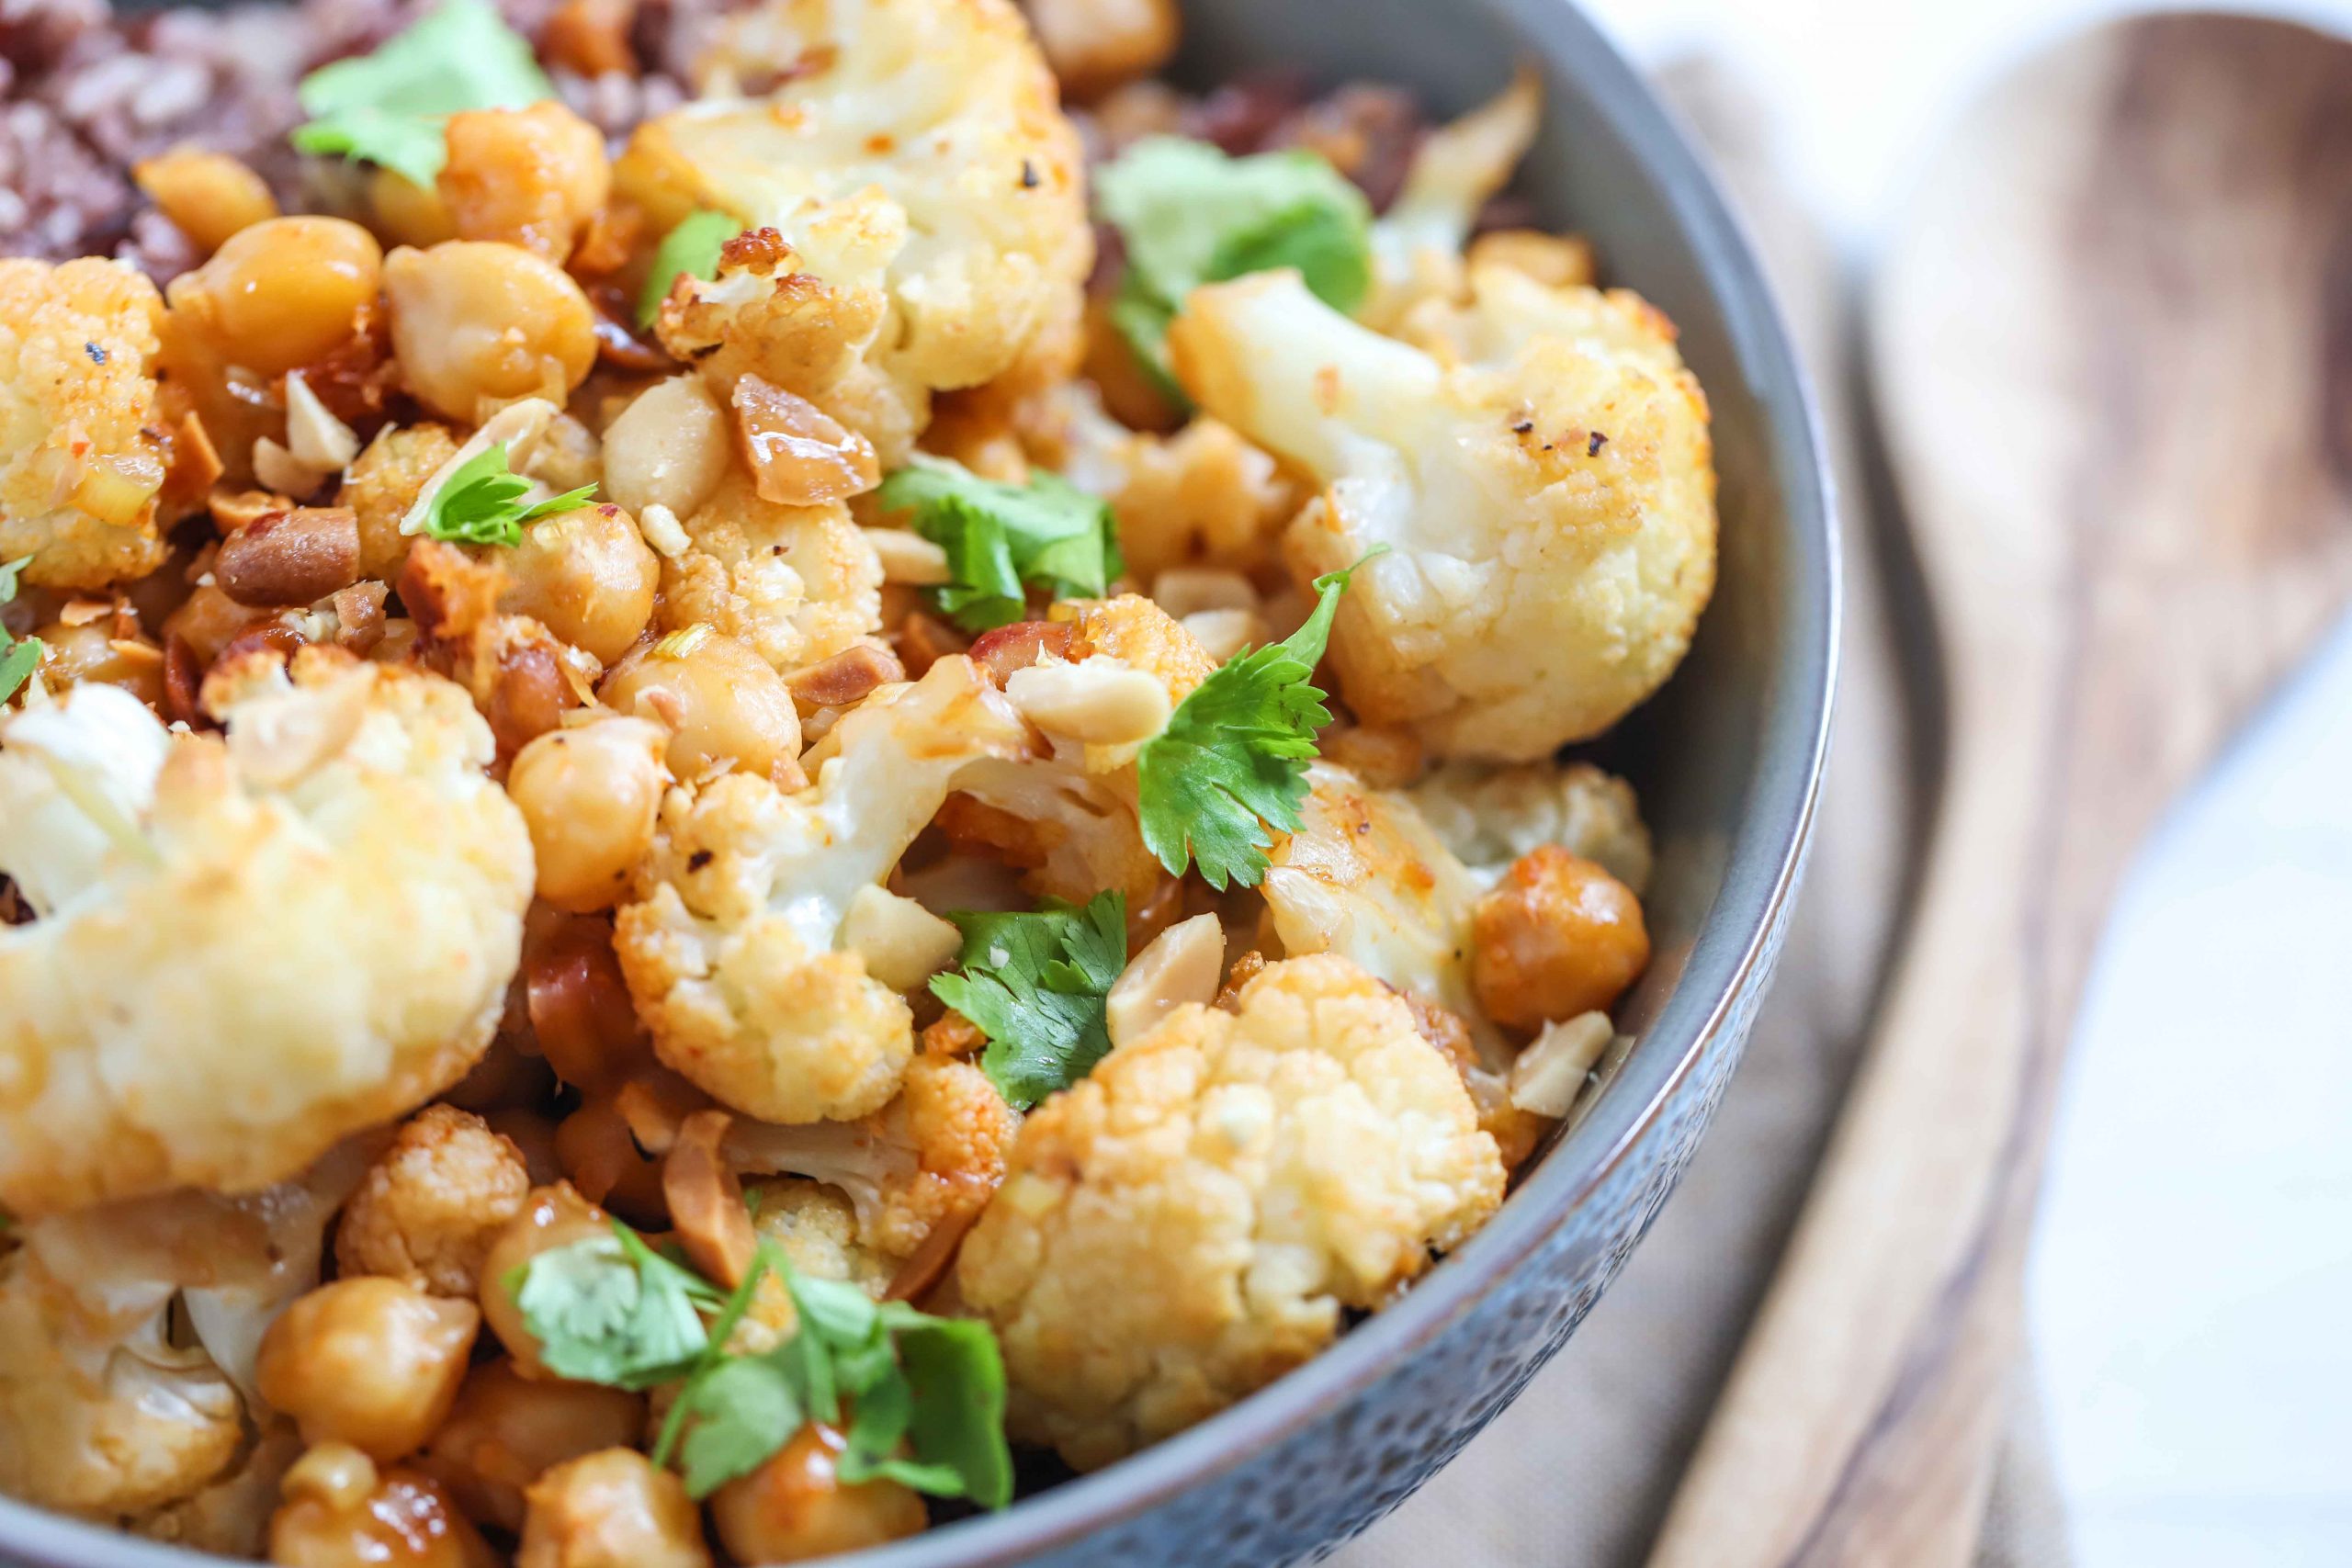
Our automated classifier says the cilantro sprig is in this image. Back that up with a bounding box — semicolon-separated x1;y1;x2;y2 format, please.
0;555;42;705
930;892;1126;1110
403;443;595;548
639;209;742;327
1096;137;1375;397
1136;552;1381;890
291;0;556;187
514;1222;1012;1507
875;459;1123;632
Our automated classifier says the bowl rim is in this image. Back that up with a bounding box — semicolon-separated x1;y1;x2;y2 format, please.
0;2;1836;1565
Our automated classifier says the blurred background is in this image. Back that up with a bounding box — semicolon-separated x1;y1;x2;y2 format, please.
1338;1;2352;1565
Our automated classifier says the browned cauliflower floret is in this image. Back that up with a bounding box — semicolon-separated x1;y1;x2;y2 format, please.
615;656;1029;1123
0;654;534;1214
1170;266;1716;761
334;1106;533;1298
956;954;1502;1469
624;0;1091;463
340;421;462;582
1361;69;1543;330
726;1051;1020;1262
655;471;883;675
0;257;174;590
1031;387;1303;581
1404;758;1652;892
744;1179;896;1295
943;595;1205;908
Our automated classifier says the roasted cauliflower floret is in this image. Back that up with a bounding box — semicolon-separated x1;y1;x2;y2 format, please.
0;257;174;590
744;1179;896;1294
1361;69;1543;329
956;954;1503;1469
615;655;1028;1123
1028;386;1303;581
1169;266;1716;760
1405;758;1652;892
626;0;1091;462
334;1106;533;1299
0;1246;243;1520
656;472;884;675
0;653;535;1214
727;1050;1018;1261
944;596;1209;906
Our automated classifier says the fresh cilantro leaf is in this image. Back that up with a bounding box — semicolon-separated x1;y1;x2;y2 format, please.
511;1220;720;1389
0;554;38;705
674;1356;803;1497
1136;553;1381;890
876;458;1123;632
930;892;1127;1109
875;1312;1012;1507
405;442;595;548
638;209;742;327
291;0;554;186
1096;137;1374;390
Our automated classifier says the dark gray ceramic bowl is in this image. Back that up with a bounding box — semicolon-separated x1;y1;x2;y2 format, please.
0;0;1832;1562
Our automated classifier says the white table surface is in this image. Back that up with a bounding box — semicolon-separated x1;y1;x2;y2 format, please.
1576;1;2352;1562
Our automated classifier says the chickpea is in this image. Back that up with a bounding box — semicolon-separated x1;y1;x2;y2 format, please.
132;148;277;254
1469;845;1651;1032
501;504;660;665
271;1446;497;1568
600;376;730;520
35;621;164;706
439;103;611;264
599;630;801;784
508;717;668;912
708;1424;925;1564
383;241;596;424
370;168;458;250
255;1279;481;1462
479;1182;613;1376
171;217;382;377
422;1360;647;1532
519;1450;711;1568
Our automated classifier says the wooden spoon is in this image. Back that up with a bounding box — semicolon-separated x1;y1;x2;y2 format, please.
1647;15;2352;1566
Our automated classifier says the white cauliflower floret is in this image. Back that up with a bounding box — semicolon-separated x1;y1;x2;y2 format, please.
1405;758;1652;893
1362;69;1543;329
615;655;1029;1123
0;257;174;591
0;1142;374;1522
726;1050;1019;1261
657;470;884;674
956;953;1503;1470
0;652;535;1214
626;0;1091;462
1169;266;1716;761
745;1178;896;1294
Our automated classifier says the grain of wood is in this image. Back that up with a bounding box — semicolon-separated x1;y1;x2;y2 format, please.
1647;17;2352;1567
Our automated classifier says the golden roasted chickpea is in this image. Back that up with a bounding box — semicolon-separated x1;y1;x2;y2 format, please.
1469;845;1651;1031
479;1182;613;1377
255;1279;481;1462
439;103;611;264
421;1360;648;1533
508;716;669;913
370;168;458;249
501;503;660;665
132;148;277;254
708;1424;925;1564
599;629;802;784
383;241;597;424
518;1450;711;1568
270;1444;498;1568
172;217;383;377
35;620;164;706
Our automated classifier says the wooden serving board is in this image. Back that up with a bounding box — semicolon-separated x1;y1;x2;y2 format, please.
1648;15;2352;1566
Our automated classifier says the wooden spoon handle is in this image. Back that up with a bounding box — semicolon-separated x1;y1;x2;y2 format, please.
1648;17;2352;1565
